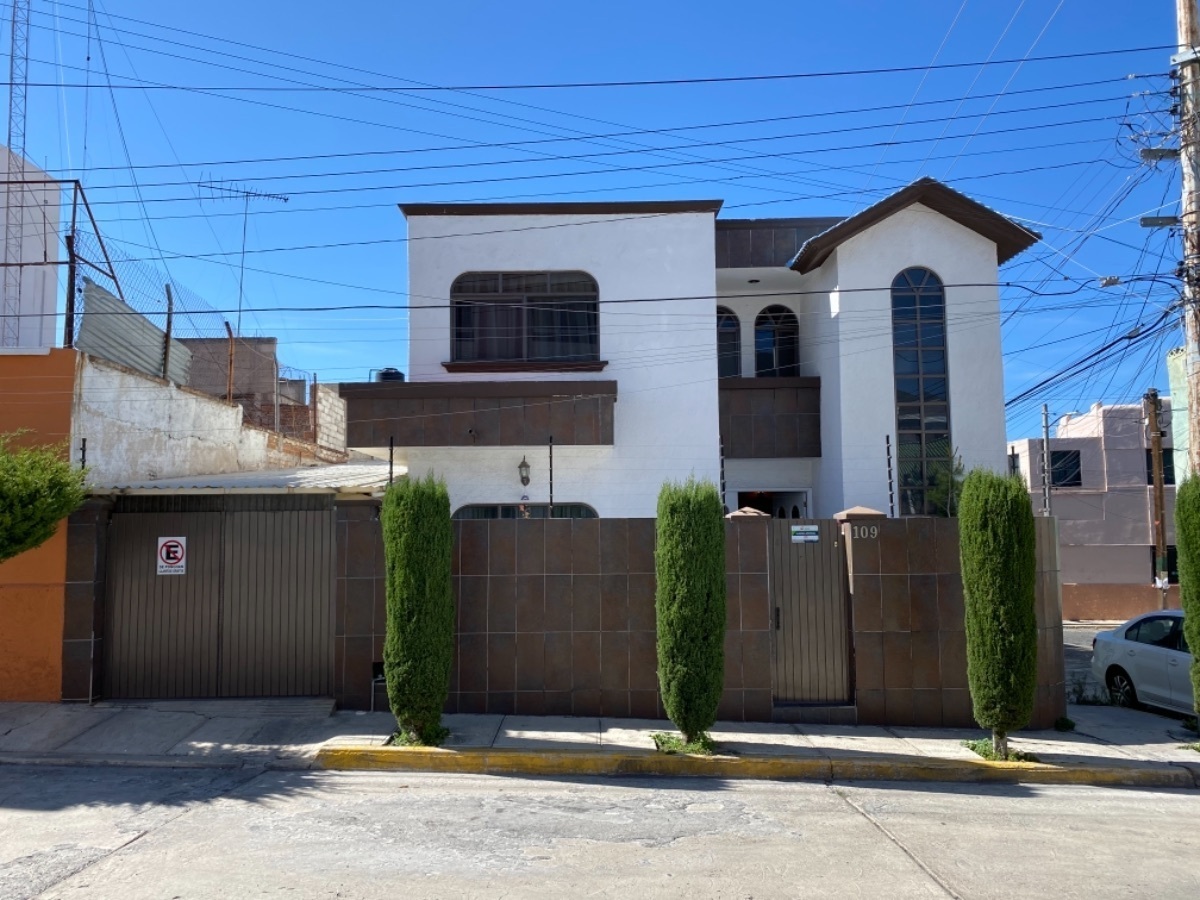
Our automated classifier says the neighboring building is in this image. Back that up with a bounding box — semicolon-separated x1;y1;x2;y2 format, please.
341;178;1038;519
0;147;61;350
1008;400;1178;620
1167;346;1189;482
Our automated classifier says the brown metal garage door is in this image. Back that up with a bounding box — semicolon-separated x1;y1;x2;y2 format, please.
103;495;335;699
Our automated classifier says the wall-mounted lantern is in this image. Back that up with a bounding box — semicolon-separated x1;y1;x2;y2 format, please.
518;456;531;487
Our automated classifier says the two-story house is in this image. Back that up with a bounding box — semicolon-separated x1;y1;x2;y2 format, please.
339;178;1038;520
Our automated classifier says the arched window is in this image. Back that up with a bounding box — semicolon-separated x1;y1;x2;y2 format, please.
451;271;599;364
716;306;741;378
754;305;800;377
892;267;951;516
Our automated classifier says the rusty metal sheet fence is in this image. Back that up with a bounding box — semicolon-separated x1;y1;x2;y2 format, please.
767;519;852;704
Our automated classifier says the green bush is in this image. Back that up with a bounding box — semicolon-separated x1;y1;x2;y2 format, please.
1175;477;1200;716
958;469;1038;759
0;434;87;564
655;477;726;744
381;473;454;745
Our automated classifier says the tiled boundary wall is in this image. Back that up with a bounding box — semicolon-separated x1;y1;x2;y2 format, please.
335;503;773;719
1061;583;1180;622
843;516;1065;729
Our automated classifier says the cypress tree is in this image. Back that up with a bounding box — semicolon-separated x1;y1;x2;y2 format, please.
655;477;725;744
1175;477;1200;715
958;469;1038;759
381;473;454;745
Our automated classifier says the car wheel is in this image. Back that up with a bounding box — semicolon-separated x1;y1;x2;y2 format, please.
1107;668;1138;708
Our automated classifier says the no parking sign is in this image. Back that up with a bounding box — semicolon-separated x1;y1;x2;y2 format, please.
157;537;187;575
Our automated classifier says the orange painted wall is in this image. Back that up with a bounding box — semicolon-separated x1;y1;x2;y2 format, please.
0;348;78;700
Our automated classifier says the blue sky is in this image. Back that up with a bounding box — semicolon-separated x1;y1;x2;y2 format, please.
18;0;1185;437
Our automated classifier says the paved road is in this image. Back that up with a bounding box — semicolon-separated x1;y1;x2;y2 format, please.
1064;624;1105;701
2;765;1198;899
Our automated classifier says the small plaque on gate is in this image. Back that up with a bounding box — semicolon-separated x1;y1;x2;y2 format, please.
157;537;187;575
790;525;819;544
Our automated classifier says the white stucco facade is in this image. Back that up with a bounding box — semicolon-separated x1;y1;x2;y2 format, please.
0;149;61;350
402;209;721;518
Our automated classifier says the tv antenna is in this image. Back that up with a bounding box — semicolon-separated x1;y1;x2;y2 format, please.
200;180;288;336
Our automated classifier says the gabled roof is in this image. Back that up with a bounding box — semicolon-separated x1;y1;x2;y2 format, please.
788;177;1039;274
399;200;723;217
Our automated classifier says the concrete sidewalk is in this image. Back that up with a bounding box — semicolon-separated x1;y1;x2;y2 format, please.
2;698;1196;786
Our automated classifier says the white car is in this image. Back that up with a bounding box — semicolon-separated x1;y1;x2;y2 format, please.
1091;610;1194;715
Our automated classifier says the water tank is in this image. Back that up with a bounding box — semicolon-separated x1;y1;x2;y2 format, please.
375;368;406;382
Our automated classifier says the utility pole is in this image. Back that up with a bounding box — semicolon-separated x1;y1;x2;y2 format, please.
1177;0;1200;476
1;0;31;347
1041;403;1053;517
1146;388;1170;608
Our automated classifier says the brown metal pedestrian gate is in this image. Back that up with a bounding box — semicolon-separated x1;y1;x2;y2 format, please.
103;496;335;699
768;519;852;703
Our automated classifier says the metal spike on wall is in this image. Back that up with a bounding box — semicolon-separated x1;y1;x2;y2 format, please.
1;0;31;347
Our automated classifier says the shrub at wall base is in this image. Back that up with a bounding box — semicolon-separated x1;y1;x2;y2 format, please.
655;478;726;744
1174;477;1200;715
0;434;87;564
381;474;454;745
958;469;1038;760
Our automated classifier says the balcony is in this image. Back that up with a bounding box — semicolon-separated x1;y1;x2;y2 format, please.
719;377;820;458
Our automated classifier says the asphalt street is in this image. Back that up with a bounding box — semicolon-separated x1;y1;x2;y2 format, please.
2;764;1198;899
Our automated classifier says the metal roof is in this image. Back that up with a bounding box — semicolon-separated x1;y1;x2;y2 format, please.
91;462;399;496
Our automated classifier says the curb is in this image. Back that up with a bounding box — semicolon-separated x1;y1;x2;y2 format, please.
0;751;317;771
315;746;1200;789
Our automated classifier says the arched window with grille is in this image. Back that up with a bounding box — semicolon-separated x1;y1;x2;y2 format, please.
716;306;741;378
754;305;800;377
892;267;952;516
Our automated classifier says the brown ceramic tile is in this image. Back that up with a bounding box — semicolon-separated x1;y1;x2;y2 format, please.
725;573;740;630
939;631;968;690
847;531;881;575
572;575;601;631
515;520;546;576
458;576;488;634
544;574;573;631
63;582;95;642
544;632;573;692
627;574;656;632
627;519;656;573
65;524;96;583
936;574;965;626
856;689;886;724
853;632;884;691
941;688;974;727
912;689;943;727
736;519;768;572
451;522;462;578
600;575;629;631
629;690;660;720
448;646;459;695
460;520;489;577
345;522;378;578
601;690;630;717
724;522;739;573
600;632;630;691
743;690;773;722
909;575;939;632
333;638;345;695
572;632;601;690
905;518;936;572
488;576;517;633
442;695;459;715
458;692;487;714
514;692;546;716
515;633;545;691
628;631;659;692
717;690;744;721
544;691;573;715
60;644;92;701
880;575;911;631
877;521;909;574
599;519;629;573
882;632;913;690
571;519;600;574
515;575;546;633
458;635;489;694
572;689;602;717
723;630;744;690
851;575;883;632
342;636;375;699
373;581;387;635
544;519;572;575
488;520;516;576
934;519;960;573
487;633;516;692
910;631;941;690
740;574;770;630
885;689;915;726
344;579;374;637
741;631;772;691
487;692;515;716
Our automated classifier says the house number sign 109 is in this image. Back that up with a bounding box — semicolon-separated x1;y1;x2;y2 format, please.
850;524;879;539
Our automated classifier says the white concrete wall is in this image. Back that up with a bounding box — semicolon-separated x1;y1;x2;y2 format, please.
0;150;60;349
403;211;720;517
72;355;328;484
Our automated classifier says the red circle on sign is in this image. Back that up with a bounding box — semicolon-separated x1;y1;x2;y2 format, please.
159;540;185;566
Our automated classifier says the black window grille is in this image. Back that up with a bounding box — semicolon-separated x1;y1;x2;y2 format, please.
1050;449;1082;488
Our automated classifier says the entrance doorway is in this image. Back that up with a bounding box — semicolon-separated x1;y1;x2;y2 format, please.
736;490;810;519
